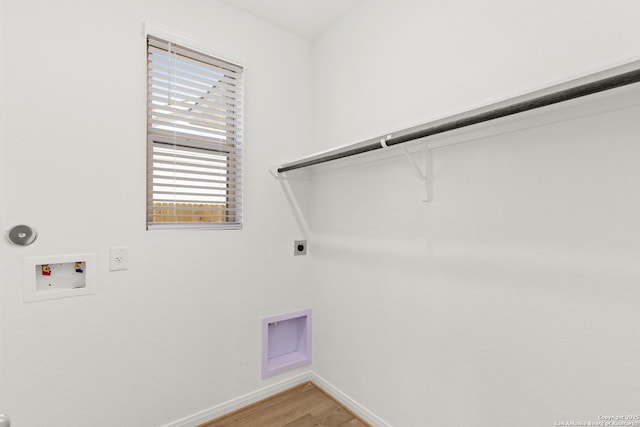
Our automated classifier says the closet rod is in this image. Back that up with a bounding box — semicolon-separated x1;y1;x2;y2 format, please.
277;67;640;174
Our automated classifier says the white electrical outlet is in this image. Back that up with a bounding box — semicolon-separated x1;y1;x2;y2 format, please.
110;247;128;271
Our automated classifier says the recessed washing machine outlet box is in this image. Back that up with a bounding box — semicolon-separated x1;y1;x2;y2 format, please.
24;253;96;302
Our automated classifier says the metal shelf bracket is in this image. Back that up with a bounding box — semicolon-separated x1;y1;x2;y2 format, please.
401;145;432;202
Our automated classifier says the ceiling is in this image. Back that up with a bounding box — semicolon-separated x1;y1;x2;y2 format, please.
220;0;363;40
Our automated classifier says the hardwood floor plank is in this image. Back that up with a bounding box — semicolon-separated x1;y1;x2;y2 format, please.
282;414;313;427
199;383;316;427
199;382;371;427
309;401;355;426
339;419;369;427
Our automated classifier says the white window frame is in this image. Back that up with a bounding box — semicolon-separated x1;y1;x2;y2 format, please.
146;34;245;230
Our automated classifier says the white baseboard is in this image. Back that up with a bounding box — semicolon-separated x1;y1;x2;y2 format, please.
308;372;392;427
162;372;313;427
163;370;391;427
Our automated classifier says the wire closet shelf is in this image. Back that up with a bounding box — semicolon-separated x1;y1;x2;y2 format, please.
275;61;640;175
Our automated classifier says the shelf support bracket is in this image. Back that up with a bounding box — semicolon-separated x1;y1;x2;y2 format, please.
268;169;311;237
401;145;432;202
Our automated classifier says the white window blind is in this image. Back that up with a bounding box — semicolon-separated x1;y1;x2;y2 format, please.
147;35;244;230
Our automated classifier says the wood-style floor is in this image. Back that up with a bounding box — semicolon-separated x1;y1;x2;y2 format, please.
198;382;371;427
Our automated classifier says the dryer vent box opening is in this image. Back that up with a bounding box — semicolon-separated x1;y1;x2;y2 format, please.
262;309;311;378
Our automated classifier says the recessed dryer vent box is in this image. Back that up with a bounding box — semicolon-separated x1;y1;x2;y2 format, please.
262;309;311;378
24;253;96;302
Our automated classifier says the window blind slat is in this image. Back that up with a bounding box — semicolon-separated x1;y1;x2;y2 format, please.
149;108;242;133
150;159;242;172
147;127;239;147
147;53;242;90
149;216;243;221
148;68;242;96
149;173;242;187
147;41;243;70
150;193;244;202
147;58;242;91
149;103;242;125
150;161;242;174
150;185;241;194
148;224;242;231
147;197;243;206
151;162;242;174
148;78;242;106
148;36;244;74
148;92;241;117
148;118;237;140
149;116;241;139
149;94;242;119
149;136;241;155
151;144;242;158
147;43;243;80
148;214;243;220
147;207;243;214
150;154;243;168
150;199;242;208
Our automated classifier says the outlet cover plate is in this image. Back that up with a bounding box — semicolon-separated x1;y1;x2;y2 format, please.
294;240;307;256
110;247;128;271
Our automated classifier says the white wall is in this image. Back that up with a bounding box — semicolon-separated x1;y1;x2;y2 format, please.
0;0;6;412
313;0;640;151
310;1;640;426
0;1;313;426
